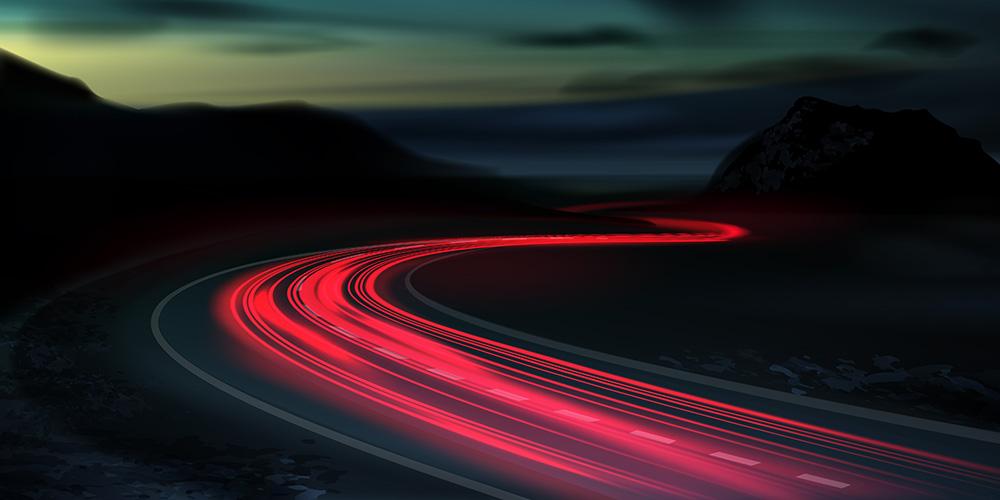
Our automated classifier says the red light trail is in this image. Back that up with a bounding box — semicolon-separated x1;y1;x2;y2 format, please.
216;216;999;498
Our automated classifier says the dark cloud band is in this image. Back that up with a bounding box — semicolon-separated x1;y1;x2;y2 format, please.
504;26;652;48
868;27;979;57
563;55;916;95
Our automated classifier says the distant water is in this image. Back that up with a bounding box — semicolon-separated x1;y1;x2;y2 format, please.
515;174;712;198
417;146;725;180
355;106;744;180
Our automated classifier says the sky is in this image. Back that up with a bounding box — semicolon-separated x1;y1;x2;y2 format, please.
2;1;998;176
2;0;997;108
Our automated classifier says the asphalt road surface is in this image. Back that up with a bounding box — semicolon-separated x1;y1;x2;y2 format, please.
152;212;1000;498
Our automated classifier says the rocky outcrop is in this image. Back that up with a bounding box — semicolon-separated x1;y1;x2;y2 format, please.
706;96;1000;199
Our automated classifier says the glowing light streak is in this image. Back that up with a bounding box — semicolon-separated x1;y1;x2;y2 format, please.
215;215;1000;497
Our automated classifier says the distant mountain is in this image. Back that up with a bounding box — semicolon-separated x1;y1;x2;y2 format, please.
0;51;96;106
705;97;1000;199
1;50;468;178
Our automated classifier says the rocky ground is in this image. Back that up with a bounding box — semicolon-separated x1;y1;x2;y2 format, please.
4;219;998;498
657;347;1000;430
0;291;345;499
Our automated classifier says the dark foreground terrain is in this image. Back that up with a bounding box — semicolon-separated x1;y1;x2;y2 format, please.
4;53;1000;498
6;199;1000;497
411;210;1000;430
2;204;594;499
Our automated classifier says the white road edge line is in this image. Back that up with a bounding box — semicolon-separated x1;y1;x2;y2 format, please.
797;473;850;489
149;239;999;500
404;254;1000;445
709;451;760;466
152;249;527;500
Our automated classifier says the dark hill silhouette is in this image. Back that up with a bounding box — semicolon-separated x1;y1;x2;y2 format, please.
1;49;466;178
706;96;1000;201
1;51;95;105
3;51;535;306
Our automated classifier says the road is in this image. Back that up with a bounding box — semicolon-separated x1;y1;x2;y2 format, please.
153;213;1000;498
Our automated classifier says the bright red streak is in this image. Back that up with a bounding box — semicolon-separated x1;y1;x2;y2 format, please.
216;216;999;498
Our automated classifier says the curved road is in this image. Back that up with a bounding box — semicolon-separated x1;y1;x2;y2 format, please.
153;214;1000;498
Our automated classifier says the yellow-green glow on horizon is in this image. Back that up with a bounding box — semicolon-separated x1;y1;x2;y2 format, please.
3;0;983;110
3;26;904;109
2;0;996;178
5;32;658;108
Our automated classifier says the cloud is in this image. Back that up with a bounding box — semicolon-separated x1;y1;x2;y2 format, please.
118;0;285;21
30;18;166;37
505;25;652;48
18;1;306;38
635;0;748;21
868;28;979;57
18;1;374;50
562;55;915;96
13;0;442;37
197;75;549;99
217;35;358;54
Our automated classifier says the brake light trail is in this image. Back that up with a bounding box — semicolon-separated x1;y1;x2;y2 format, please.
216;216;1000;498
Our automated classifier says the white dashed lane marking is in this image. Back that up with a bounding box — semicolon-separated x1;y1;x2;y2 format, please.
709;451;760;466
489;388;529;401
797;474;850;489
555;409;600;423
375;347;407;360
630;430;676;445
332;326;358;339
428;368;464;381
